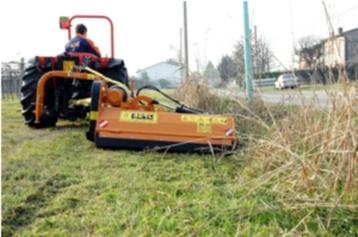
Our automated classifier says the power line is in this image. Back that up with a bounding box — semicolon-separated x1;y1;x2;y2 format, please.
337;4;358;15
292;3;358;34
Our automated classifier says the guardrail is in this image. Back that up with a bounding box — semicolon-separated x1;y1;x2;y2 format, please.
253;77;276;87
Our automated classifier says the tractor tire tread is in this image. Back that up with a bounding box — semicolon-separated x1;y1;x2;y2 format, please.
20;64;57;128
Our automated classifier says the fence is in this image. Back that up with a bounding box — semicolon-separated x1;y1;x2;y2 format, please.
253;77;276;87
1;59;25;99
256;63;358;84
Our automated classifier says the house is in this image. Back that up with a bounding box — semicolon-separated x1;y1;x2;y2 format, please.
299;27;358;69
136;59;184;88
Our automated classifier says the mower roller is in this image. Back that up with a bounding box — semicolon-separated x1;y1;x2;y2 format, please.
22;15;238;153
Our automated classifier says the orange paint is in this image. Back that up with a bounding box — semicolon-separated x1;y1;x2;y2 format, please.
35;71;97;122
93;81;237;148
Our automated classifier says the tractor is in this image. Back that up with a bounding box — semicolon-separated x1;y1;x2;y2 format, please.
20;15;128;127
20;15;238;153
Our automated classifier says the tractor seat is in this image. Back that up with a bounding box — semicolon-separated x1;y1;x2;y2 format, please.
57;52;99;68
65;52;99;61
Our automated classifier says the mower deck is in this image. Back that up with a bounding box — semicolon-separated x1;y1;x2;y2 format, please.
87;81;237;153
95;109;236;152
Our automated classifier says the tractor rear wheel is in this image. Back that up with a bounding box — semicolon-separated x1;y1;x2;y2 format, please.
102;60;129;86
20;66;57;128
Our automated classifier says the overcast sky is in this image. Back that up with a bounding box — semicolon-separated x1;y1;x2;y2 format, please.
1;0;357;75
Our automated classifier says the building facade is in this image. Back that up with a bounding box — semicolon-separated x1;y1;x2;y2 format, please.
299;27;358;69
136;59;184;88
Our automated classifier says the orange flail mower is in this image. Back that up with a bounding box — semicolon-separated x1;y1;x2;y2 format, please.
85;77;238;153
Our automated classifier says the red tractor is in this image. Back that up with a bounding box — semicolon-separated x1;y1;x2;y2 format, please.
20;15;128;127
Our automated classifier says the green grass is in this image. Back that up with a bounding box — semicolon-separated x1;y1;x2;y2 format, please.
2;99;357;236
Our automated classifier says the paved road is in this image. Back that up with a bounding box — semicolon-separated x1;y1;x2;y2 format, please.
214;88;333;108
254;90;330;107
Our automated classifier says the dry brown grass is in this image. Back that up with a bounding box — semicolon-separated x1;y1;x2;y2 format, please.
175;77;210;108
245;86;358;204
176;77;358;221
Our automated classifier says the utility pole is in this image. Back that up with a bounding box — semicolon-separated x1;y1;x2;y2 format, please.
243;0;253;100
179;28;183;64
253;25;257;75
19;57;25;98
183;0;189;81
179;27;184;83
322;0;345;82
322;1;334;37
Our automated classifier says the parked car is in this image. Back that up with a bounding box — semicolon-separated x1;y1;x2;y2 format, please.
274;74;300;89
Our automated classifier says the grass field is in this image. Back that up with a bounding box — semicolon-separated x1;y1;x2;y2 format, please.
2;98;357;236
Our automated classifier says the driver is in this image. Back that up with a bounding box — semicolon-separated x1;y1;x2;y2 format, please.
65;24;101;58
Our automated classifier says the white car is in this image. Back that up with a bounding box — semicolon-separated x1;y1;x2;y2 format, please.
274;74;300;89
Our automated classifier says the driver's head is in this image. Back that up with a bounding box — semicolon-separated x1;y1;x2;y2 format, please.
75;24;87;36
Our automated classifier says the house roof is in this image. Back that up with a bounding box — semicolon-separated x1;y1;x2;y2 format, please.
338;27;358;37
300;27;358;52
137;59;182;73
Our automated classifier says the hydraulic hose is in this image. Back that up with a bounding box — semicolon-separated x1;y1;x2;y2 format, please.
136;85;203;114
80;66;131;96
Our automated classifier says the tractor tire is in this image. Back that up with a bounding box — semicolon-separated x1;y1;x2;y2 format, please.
102;59;129;86
86;81;102;142
20;66;57;128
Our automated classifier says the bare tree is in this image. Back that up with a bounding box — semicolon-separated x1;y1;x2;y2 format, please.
295;35;322;69
253;37;273;74
203;61;219;80
217;55;237;83
233;35;274;82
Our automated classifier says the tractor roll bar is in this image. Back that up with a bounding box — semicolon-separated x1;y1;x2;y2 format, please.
67;15;115;58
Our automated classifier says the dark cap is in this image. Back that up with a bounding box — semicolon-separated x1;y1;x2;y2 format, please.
75;24;87;34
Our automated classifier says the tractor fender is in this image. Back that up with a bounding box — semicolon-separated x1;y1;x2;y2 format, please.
107;58;126;69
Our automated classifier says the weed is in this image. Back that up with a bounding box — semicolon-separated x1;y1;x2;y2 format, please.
2;78;357;236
